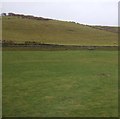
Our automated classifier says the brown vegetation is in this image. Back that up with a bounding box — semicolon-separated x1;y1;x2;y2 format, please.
7;12;52;21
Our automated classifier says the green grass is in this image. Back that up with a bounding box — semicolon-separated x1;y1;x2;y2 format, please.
89;25;118;34
0;50;2;118
3;50;118;117
2;16;118;46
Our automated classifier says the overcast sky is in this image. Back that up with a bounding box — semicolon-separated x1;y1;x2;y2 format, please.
1;0;119;26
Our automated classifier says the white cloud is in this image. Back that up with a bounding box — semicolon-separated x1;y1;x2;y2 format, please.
1;0;119;3
1;0;118;26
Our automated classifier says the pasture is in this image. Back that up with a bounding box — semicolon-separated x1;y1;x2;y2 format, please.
2;16;118;46
2;50;118;117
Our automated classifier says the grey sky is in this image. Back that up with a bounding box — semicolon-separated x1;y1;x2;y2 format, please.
1;0;119;26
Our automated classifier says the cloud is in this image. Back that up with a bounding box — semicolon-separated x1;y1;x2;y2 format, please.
1;0;119;3
1;0;118;26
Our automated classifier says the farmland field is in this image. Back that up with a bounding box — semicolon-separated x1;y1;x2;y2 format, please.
2;50;118;117
2;16;118;46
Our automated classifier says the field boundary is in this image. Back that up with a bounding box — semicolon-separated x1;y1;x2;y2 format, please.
2;43;118;51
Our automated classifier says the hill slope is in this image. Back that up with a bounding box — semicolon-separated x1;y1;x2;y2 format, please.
90;25;118;34
2;16;118;46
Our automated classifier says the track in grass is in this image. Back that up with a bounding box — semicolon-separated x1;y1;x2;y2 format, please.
3;50;118;117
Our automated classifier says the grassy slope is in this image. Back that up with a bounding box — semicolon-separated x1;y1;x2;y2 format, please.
3;51;118;117
90;26;118;33
2;16;118;46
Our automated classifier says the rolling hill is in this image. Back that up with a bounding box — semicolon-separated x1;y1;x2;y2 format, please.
89;25;118;34
2;14;118;46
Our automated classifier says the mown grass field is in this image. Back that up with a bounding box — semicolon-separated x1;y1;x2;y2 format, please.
2;16;118;46
3;50;118;117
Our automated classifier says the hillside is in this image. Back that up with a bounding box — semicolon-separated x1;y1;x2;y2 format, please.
2;15;118;46
89;25;118;34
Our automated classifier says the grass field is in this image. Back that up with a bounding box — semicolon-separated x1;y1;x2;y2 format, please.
2;16;118;46
0;50;2;118
3;50;118;117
